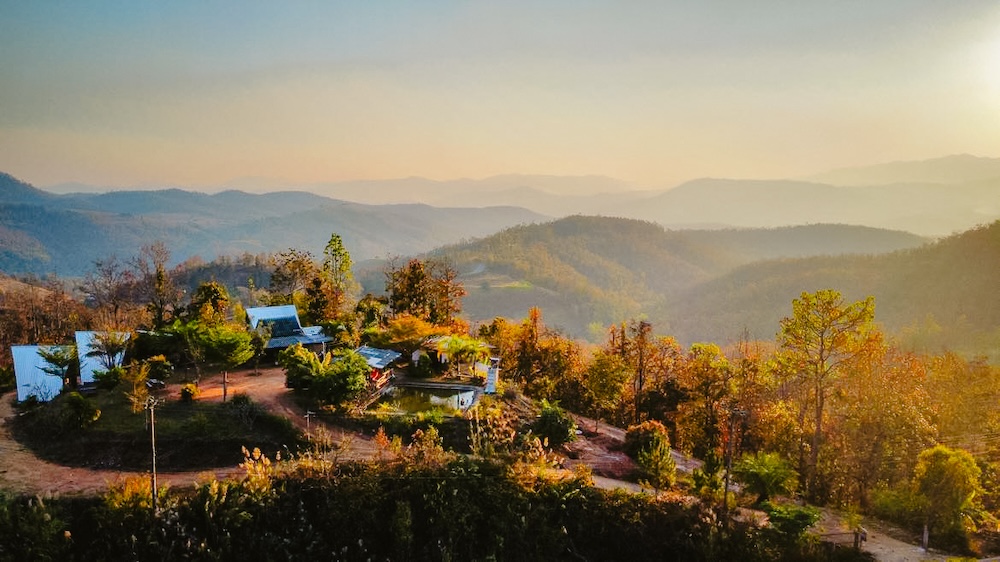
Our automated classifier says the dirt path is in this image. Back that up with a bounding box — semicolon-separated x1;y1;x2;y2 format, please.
0;367;375;496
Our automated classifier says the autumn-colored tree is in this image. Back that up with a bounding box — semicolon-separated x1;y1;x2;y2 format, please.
777;289;875;499
832;330;935;508
0;281;91;370
188;281;231;323
385;258;465;326
676;343;733;462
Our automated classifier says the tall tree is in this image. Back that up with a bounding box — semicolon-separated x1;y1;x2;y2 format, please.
81;255;136;327
385;258;465;326
132;242;180;330
322;233;354;296
269;249;318;305
777;289;875;499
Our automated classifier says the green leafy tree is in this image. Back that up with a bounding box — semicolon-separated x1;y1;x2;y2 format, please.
777;289;874;499
322;232;354;310
638;430;676;492
583;350;631;429
912;445;983;551
189;281;231;323
277;343;324;390
85;331;130;372
37;344;78;390
733;452;799;506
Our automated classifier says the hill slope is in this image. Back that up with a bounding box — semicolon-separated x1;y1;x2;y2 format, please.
665;221;1000;358
415;216;928;337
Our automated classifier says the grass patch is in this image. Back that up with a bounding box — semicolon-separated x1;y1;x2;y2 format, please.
10;387;303;471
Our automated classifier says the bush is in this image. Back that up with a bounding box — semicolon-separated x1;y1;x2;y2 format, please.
761;501;820;540
624;420;669;459
145;355;173;381
531;400;576;447
93;366;125;390
180;383;200;402
60;392;101;430
733;451;798;505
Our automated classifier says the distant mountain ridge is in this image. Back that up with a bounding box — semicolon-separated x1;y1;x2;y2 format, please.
0;173;546;276
37;154;1000;236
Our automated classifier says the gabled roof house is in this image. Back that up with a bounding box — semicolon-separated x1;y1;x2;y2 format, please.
245;305;333;350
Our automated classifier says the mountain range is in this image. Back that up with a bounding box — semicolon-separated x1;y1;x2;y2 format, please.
420;216;998;360
44;154;1000;237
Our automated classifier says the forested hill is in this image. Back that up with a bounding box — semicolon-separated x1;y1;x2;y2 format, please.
421;216;928;339
0;172;546;276
664;220;1000;358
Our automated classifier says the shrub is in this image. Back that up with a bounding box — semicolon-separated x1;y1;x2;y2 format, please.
60;392;101;430
180;383;200;402
531;400;576;447
624;420;669;459
145;355;173;381
93;367;124;390
733;451;798;506
761;501;820;540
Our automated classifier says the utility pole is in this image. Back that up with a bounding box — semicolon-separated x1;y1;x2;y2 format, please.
146;396;160;515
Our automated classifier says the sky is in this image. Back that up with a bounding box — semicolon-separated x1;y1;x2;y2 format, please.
1;1;999;190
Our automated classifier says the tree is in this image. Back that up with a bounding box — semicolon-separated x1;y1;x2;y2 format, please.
385;258;465;326
912;445;983;551
583;350;631;429
637;430;676;493
676;343;732;461
322;232;354;307
132;242;180;330
435;335;489;378
733;452;798;506
278;345;370;408
777;289;874;499
269;249;318;305
81;255;136;327
189;281;231;323
37;345;78;390
312;349;370;408
85;331;130;372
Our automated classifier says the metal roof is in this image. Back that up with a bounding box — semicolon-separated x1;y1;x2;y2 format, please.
12;345;65;402
246;305;299;329
75;331;130;384
355;345;402;370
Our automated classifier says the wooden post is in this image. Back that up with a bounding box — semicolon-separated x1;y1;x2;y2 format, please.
223;371;228;403
147;397;159;515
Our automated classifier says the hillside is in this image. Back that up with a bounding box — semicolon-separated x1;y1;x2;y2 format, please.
664;221;1000;358
0;173;546;276
409;217;928;337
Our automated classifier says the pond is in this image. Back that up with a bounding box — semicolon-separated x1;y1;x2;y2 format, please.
372;385;478;414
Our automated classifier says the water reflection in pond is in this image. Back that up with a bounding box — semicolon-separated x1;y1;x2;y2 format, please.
373;386;477;413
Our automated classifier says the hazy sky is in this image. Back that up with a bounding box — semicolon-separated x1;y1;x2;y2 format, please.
2;1;999;189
